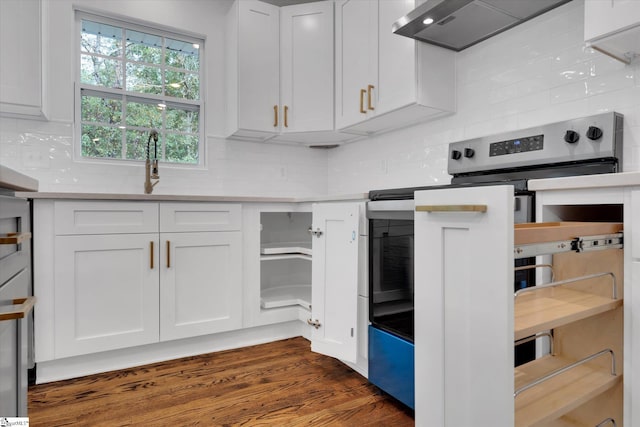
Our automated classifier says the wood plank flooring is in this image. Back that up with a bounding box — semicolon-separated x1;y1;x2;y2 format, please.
28;337;414;426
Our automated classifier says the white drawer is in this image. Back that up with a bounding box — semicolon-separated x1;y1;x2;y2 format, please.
54;201;159;235
160;203;241;232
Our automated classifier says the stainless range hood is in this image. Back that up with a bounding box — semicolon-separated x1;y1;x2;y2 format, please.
392;0;572;51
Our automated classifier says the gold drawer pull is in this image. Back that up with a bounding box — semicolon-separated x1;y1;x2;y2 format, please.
166;240;171;268
0;232;32;245
359;89;366;114
273;105;278;127
284;105;289;128
150;241;154;269
367;84;375;110
0;296;36;322
416;205;487;213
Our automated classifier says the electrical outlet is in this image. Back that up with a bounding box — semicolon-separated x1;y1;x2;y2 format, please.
22;145;50;168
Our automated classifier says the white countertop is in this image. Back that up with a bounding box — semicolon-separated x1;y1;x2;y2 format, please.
0;165;39;192
14;191;369;203
529;171;640;191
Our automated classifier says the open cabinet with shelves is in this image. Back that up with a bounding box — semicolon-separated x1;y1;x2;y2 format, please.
414;185;628;427
259;211;313;312
513;222;624;427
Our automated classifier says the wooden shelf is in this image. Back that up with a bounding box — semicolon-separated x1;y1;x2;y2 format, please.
515;354;621;427
514;287;621;341
261;285;311;310
514;222;623;246
260;242;312;256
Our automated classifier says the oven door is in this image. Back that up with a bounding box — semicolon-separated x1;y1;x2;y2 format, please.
367;200;414;342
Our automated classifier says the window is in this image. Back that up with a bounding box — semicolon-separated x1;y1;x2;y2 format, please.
76;13;204;165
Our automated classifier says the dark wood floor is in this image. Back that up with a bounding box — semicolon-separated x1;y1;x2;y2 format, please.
28;337;414;426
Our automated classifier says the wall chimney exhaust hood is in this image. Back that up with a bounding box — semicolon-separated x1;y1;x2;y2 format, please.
392;0;572;51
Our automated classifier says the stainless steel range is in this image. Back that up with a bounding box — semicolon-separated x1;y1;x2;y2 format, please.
366;111;624;409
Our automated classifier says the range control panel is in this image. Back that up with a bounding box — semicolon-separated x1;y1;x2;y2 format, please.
489;135;544;157
447;112;623;175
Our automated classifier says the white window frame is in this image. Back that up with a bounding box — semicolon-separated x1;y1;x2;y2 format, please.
74;10;206;168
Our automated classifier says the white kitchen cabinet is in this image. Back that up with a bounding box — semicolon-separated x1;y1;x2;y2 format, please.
335;0;455;135
279;1;333;134
159;232;242;341
37;200;243;360
226;0;280;141
159;203;243;341
414;186;514;427
309;202;361;363
54;233;160;358
227;0;354;145
243;205;313;327
0;0;46;118
584;0;640;64
242;201;368;375
415;185;629;426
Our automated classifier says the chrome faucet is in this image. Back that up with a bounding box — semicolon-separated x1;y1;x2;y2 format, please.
144;130;160;194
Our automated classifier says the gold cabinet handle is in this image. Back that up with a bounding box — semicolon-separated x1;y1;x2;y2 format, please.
415;205;488;213
359;89;366;114
0;232;32;245
273;105;278;127
367;84;375;110
166;240;171;268
150;241;154;269
0;296;36;322
284;105;289;128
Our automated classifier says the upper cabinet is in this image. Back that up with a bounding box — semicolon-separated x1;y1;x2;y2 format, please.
0;0;46;119
226;0;280;141
226;0;355;145
584;0;640;64
335;0;455;136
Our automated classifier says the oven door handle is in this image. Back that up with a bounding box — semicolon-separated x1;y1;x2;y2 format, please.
415;204;487;213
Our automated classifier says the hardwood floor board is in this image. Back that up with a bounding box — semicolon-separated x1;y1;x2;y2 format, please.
29;337;414;426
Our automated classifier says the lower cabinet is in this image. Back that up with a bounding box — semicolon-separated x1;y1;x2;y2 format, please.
243;201;368;375
160;231;242;341
414;186;627;426
38;200;243;360
54;234;160;358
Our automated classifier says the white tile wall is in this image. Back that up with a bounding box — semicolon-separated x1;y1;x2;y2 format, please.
328;0;640;194
1;0;638;197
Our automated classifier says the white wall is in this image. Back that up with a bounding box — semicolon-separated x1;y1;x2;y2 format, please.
328;0;640;193
1;0;639;197
0;0;328;196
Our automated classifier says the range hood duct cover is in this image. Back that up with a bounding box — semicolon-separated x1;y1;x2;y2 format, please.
392;0;572;51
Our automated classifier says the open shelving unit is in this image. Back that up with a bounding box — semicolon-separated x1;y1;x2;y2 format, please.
513;221;624;426
260;212;313;311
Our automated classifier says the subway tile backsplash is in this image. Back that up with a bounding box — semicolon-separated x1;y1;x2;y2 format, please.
0;0;638;197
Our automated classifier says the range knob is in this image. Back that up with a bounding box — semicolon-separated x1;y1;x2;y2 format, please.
564;130;580;144
451;150;462;160
586;126;603;140
464;148;475;158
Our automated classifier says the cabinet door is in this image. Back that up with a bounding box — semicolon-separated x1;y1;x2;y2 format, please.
54;234;160;358
160;232;242;341
280;1;334;133
310;203;360;363
414;186;514;427
376;0;416;116
0;0;44;118
238;0;280;134
335;0;375;129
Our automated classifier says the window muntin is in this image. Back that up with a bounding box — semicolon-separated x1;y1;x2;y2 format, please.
77;14;203;165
